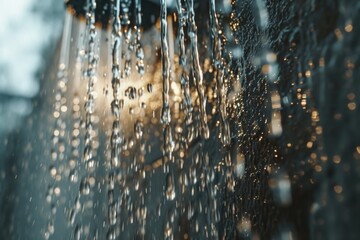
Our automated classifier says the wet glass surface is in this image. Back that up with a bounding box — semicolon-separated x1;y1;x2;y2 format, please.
1;0;360;239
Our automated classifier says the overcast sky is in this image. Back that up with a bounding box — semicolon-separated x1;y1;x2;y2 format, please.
0;0;63;135
0;0;63;98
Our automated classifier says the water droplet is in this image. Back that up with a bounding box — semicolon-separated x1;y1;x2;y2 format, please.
74;225;82;240
147;83;153;93
84;98;95;114
80;178;90;195
165;173;176;201
107;229;116;240
49;165;57;178
233;152;245;178
134;121;144;139
111;100;120;118
47;221;55;235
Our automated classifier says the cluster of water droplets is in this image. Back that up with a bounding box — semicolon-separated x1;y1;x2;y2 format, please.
45;10;73;239
74;1;100;238
43;0;294;239
187;0;210;140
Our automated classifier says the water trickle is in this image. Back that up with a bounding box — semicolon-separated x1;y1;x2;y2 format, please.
107;1;123;239
72;1;99;238
186;0;209;140
160;0;171;127
176;0;193;127
134;0;144;76
165;173;176;201
209;0;230;146
74;225;82;240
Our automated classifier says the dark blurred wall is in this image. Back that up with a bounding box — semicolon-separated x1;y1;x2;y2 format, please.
223;0;360;239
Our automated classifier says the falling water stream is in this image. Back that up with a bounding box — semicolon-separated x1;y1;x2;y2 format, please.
3;0;360;239
40;1;233;238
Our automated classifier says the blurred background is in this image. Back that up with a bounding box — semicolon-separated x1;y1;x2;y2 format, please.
0;0;64;237
0;0;63;136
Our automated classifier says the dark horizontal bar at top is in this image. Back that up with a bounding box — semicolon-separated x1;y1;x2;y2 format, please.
65;0;161;30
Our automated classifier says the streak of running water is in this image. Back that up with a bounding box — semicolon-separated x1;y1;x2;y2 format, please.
78;0;99;238
83;0;97;172
160;0;174;161
110;0;122;128
134;0;145;76
160;0;171;126
107;1;122;239
121;0;132;78
186;0;210;140
209;0;230;146
43;1;231;239
134;120;147;238
176;0;193;128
